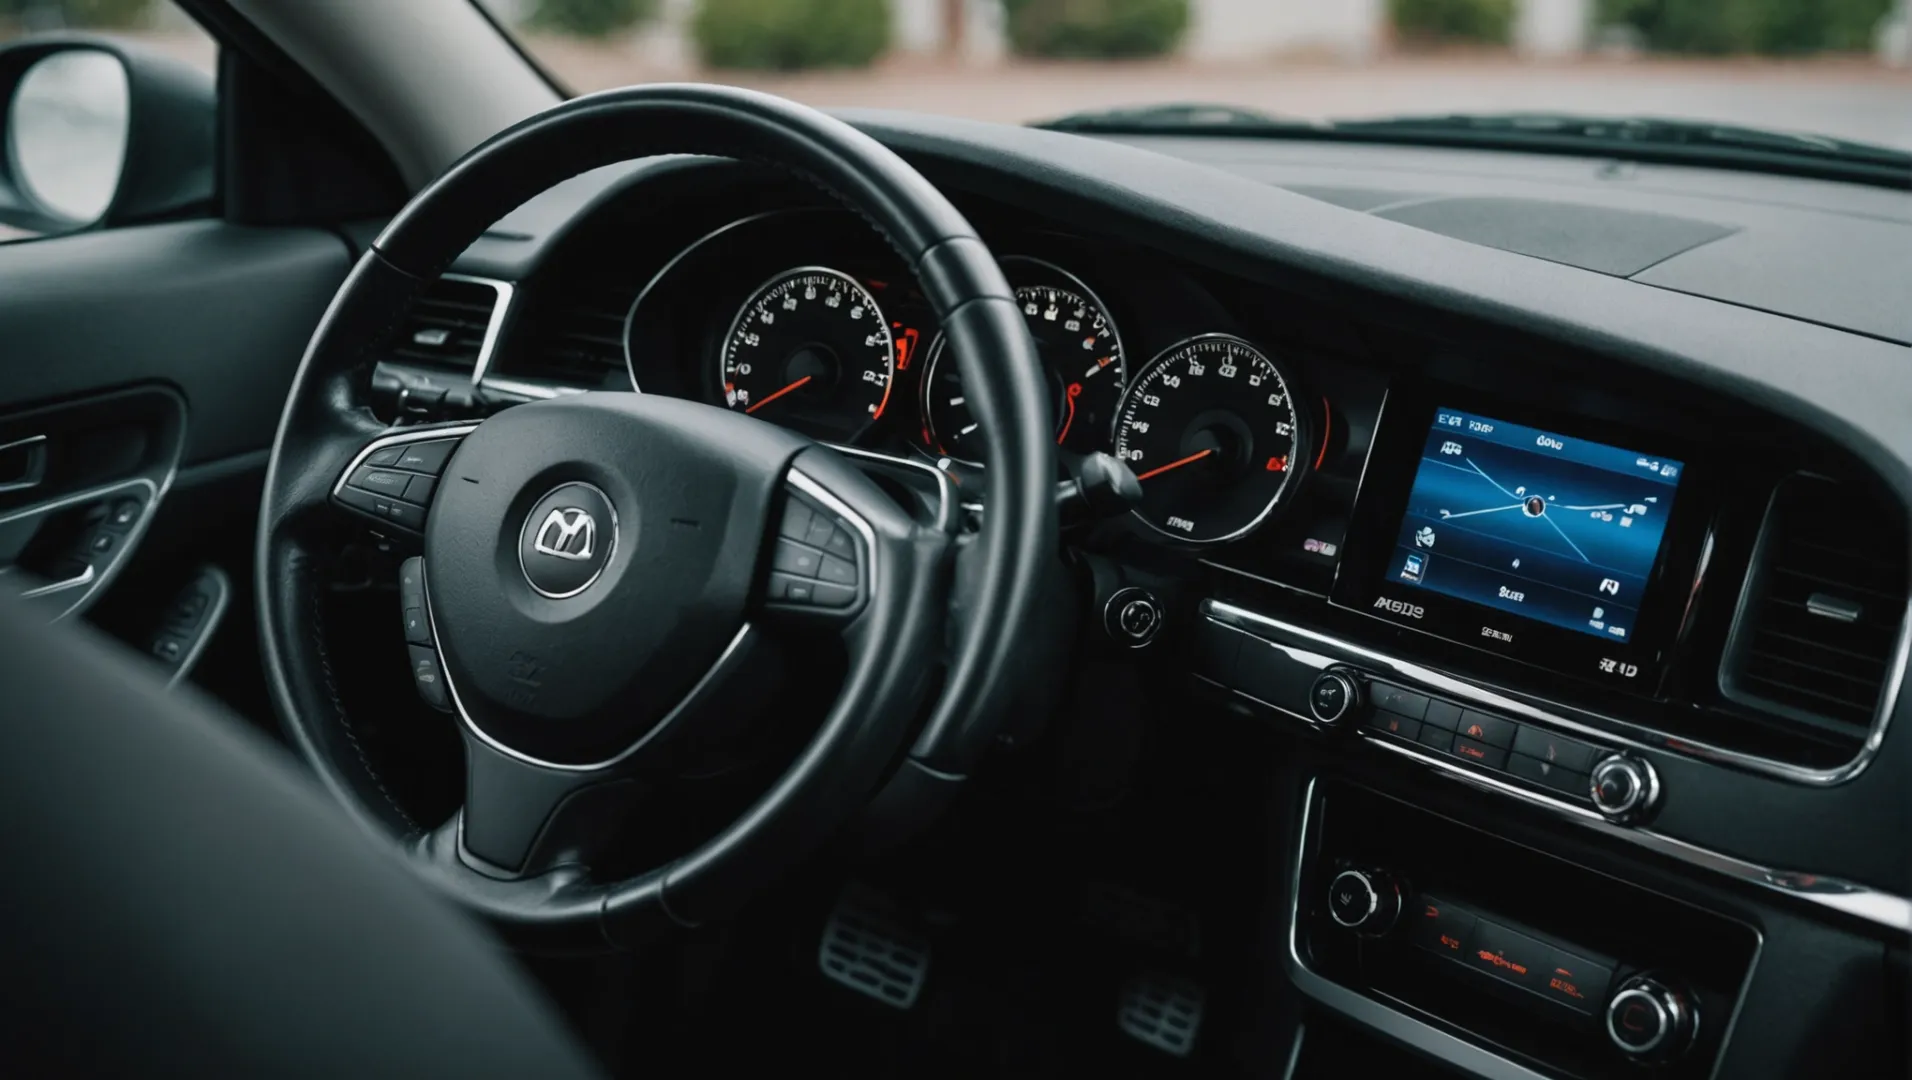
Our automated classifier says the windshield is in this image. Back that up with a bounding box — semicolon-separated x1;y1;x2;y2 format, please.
484;0;1912;159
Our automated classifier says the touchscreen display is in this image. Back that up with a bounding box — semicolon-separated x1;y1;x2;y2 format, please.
1389;408;1684;644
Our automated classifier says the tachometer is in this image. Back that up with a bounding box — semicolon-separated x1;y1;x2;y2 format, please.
719;266;894;441
1113;333;1305;544
919;259;1125;465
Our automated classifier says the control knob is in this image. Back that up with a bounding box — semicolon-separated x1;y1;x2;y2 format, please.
1605;974;1697;1062
1327;868;1402;935
1590;753;1660;823
1308;669;1361;727
1104;587;1164;648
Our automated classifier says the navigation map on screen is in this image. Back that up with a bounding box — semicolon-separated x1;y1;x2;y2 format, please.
1390;408;1684;643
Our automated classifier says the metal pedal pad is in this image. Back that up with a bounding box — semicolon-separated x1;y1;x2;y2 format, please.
818;884;930;1009
1117;974;1205;1057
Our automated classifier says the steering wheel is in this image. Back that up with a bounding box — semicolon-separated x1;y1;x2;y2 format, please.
256;85;1056;947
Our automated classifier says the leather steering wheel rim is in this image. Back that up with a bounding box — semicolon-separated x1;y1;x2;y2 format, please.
256;85;1056;948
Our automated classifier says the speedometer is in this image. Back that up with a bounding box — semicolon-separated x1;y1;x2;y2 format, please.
1113;333;1305;544
719;266;894;442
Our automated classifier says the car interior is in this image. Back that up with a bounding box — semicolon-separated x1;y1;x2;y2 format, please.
0;0;1907;1076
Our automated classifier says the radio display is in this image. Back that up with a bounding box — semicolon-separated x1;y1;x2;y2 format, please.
1389;408;1684;645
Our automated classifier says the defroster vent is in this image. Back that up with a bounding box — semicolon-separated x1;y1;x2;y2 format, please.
1722;473;1909;750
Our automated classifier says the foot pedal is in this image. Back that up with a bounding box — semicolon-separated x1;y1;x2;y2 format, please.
818;884;930;1009
1118;975;1205;1058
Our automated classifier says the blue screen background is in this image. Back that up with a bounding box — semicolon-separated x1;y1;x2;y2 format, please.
1391;408;1684;642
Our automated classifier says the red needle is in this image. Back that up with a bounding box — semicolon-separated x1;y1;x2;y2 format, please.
1056;382;1082;446
1135;448;1214;482
745;374;811;415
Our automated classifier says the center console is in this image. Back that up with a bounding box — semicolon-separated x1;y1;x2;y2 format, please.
1292;780;1758;1080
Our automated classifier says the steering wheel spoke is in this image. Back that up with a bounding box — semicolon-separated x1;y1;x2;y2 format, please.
329;423;478;537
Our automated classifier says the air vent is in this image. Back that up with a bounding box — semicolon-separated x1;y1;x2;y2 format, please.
1722;473;1909;746
507;282;633;391
384;276;507;374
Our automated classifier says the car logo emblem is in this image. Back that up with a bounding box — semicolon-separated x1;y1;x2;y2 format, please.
532;507;596;561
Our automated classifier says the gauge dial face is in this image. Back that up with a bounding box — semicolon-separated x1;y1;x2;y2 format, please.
719;266;894;441
1114;334;1304;544
920;267;1125;465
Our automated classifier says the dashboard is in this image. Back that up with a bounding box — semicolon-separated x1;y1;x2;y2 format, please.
375;122;1912;1080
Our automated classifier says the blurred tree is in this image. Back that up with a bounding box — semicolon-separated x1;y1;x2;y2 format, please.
1388;0;1518;45
0;0;154;28
1001;0;1190;59
693;0;890;70
1597;0;1894;53
527;0;658;37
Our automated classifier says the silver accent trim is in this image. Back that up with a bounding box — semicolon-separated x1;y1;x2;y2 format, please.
477;375;581;401
329;423;483;518
19;562;94;598
1112;332;1304;546
1326;869;1379;929
1286;779;1557;1080
1210;601;1912;933
0;475;166;621
516;483;617;600
1590;754;1660;821
444;273;517;387
1605;986;1672;1055
917;255;1129;467
0;432;48;493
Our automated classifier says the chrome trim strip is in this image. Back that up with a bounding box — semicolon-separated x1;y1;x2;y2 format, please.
1286;778;1557;1080
1215;602;1912;933
1211;590;1902;787
444;273;517;388
477;375;580;401
0;432;48;493
19;562;94;598
329;424;483;507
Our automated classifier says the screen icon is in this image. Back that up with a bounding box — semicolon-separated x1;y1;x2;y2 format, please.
1440;441;1463;456
1400;553;1425;583
1415;526;1437;549
1598;578;1621;596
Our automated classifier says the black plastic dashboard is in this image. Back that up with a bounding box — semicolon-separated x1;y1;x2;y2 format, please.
381;112;1909;1078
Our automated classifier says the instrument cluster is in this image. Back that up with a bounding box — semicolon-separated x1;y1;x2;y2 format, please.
623;208;1325;548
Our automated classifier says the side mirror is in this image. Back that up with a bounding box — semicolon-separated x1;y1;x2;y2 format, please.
0;36;214;236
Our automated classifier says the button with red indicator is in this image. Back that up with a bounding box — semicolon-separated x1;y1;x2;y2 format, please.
1464;919;1553;995
1538;946;1614;1016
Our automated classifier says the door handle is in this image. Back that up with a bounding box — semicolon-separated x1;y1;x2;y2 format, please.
0;434;48;494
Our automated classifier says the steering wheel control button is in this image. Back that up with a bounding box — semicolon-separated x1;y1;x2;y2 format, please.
768;489;864;614
1102;587;1164;648
1408;894;1476;958
365;445;405;467
1591;754;1659;823
1457;709;1515;749
350;467;412;499
407;645;451;712
1307;670;1358;724
1606;977;1695;1061
392;438;458;475
1327;868;1400;935
517;482;616;600
402;475;437;505
1369;681;1429;721
402;606;430;646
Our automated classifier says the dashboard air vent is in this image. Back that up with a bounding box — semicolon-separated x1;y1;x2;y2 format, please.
384;276;505;374
1722;473;1909;745
508;283;633;391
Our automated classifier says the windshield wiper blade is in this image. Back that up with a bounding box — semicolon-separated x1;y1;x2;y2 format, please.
1039;103;1321;135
